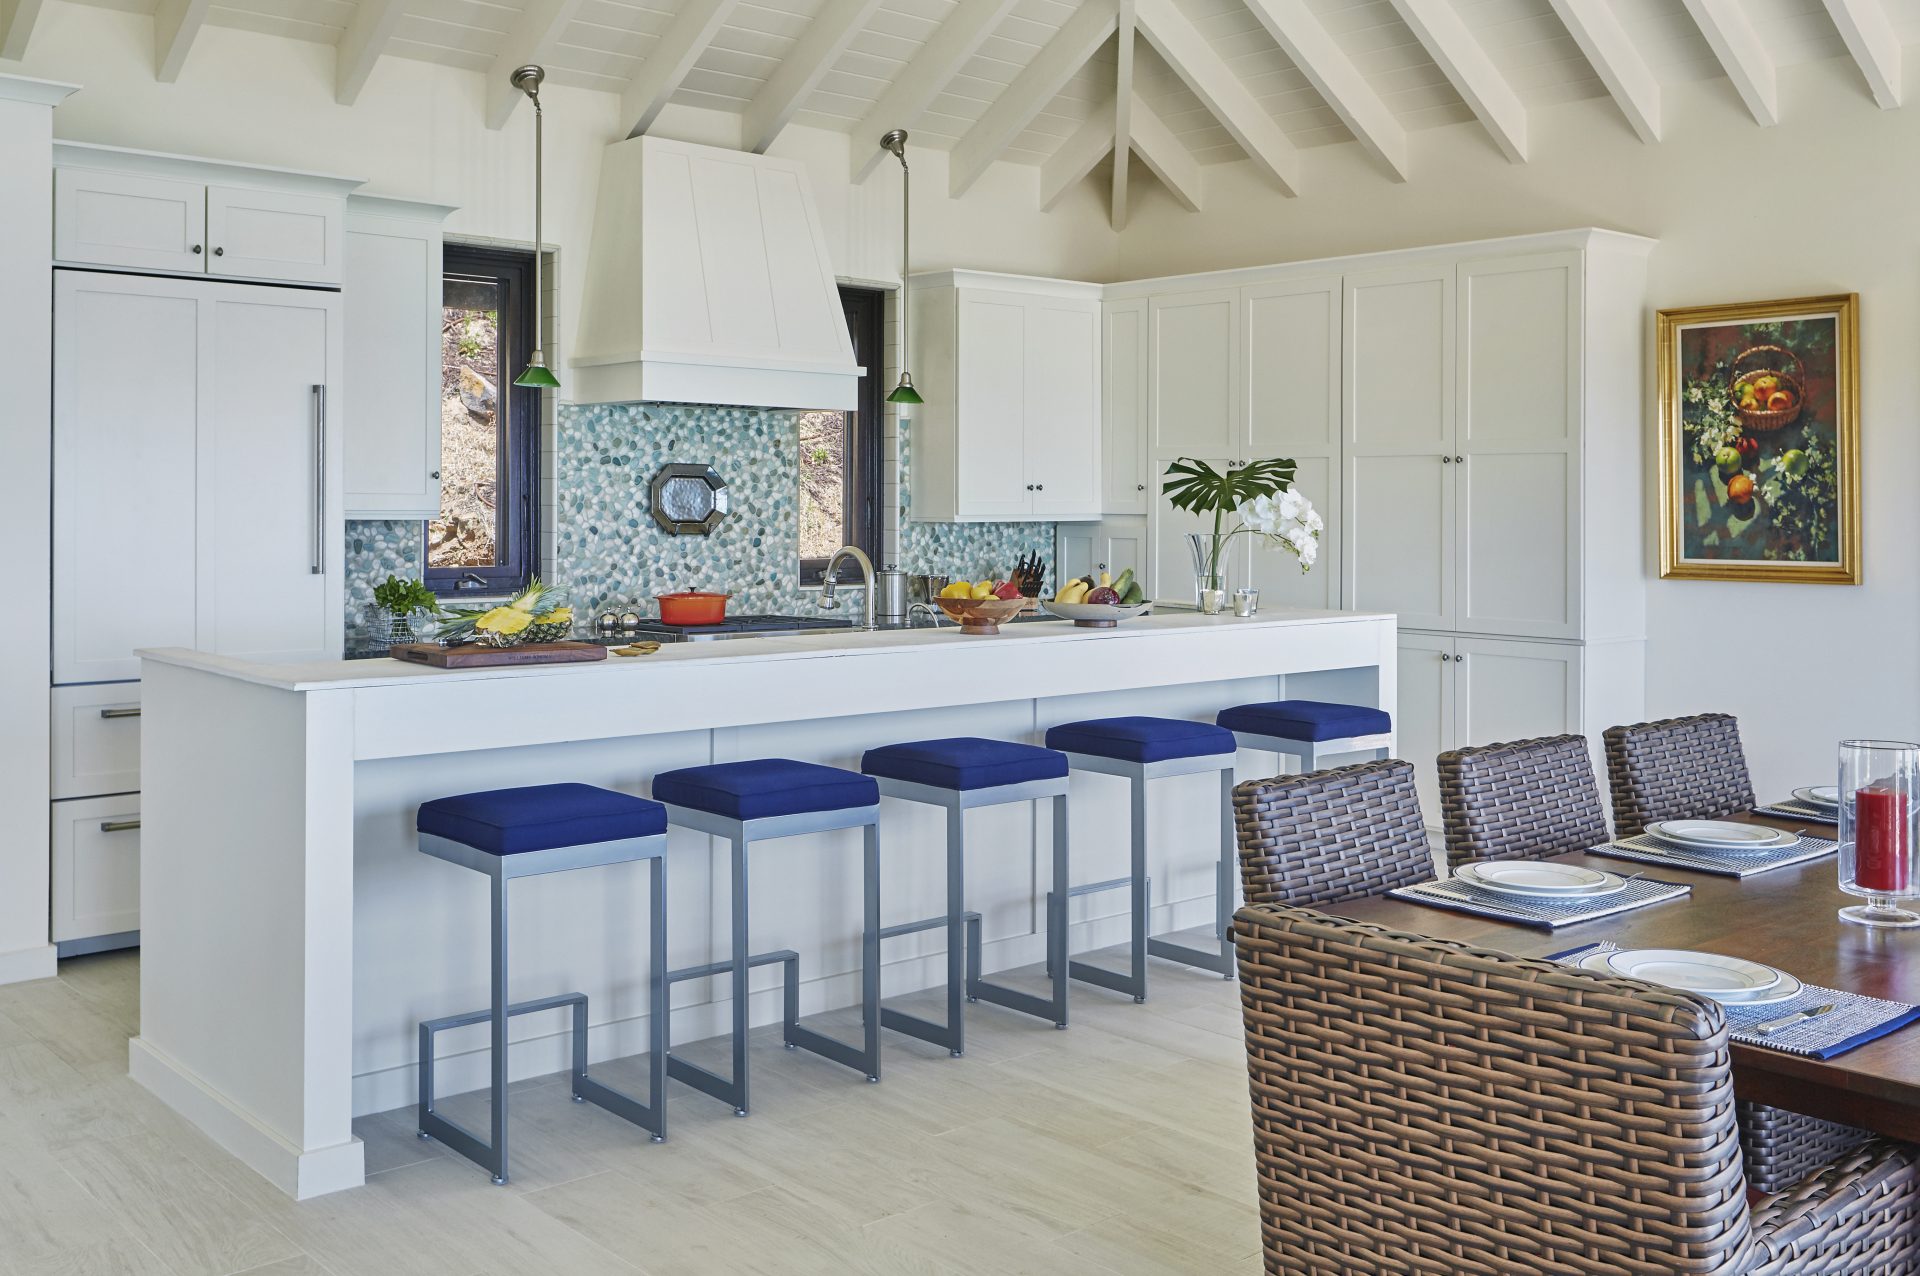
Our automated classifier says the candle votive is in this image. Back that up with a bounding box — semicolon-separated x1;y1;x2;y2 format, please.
1838;739;1920;928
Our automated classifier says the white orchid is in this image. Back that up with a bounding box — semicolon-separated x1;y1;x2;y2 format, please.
1234;488;1323;574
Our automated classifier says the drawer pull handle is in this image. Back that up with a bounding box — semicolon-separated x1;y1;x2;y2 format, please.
99;707;141;720
99;819;141;833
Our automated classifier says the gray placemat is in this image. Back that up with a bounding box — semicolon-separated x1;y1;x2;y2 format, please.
1388;874;1691;930
1755;799;1840;826
1588;832;1836;879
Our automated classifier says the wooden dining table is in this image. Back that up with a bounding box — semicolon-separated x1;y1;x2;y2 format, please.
1331;810;1920;1143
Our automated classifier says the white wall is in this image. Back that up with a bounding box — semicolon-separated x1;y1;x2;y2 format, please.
1115;59;1919;799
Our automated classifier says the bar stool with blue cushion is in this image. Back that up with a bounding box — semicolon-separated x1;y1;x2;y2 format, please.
1043;716;1239;1001
414;783;669;1185
861;738;1072;1056
1216;698;1393;773
650;758;882;1116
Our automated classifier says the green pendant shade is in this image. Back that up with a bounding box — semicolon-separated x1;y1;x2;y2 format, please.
885;374;923;405
513;354;561;389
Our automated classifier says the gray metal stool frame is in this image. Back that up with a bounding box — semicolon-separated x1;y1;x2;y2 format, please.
872;775;1072;1056
660;802;882;1116
416;829;668;1186
1228;727;1392;773
1057;749;1239;1001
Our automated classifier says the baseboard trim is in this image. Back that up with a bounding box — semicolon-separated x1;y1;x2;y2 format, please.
0;943;58;987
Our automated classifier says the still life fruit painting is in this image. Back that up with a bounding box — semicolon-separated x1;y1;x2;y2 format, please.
1656;294;1859;585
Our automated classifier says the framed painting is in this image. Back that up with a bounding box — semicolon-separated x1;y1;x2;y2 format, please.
1656;294;1860;584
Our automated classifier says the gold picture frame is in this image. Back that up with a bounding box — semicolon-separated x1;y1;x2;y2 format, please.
1656;293;1860;584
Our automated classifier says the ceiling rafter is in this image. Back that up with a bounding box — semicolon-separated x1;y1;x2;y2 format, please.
1242;0;1407;181
1;0;47;62
1040;105;1114;211
850;0;1021;182
1385;0;1527;162
1822;0;1901;109
622;0;740;138
949;0;1119;199
1111;0;1136;230
744;0;887;154
1680;0;1779;126
335;0;407;106
484;0;586;129
1544;0;1661;143
1130;92;1201;211
154;0;211;81
1136;0;1299;195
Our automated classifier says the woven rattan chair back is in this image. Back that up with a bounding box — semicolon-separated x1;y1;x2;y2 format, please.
1231;759;1433;909
1437;733;1610;870
1234;904;1755;1274
1604;713;1757;838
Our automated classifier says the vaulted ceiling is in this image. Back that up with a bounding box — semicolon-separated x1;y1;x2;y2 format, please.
11;0;1918;222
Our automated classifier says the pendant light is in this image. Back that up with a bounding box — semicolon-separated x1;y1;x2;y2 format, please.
511;64;560;390
880;129;923;406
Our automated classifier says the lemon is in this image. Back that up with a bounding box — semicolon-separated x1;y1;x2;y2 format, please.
969;581;995;600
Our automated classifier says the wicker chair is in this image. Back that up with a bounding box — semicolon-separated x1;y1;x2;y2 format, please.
1603;712;1757;838
1231;758;1434;909
1234;904;1920;1275
1437;733;1610;870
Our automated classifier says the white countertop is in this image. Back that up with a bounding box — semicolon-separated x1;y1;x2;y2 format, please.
140;608;1392;693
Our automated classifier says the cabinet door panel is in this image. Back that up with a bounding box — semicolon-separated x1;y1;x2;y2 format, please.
1454;637;1581;752
344;215;443;517
1247;454;1337;611
51;795;142;944
1026;300;1100;519
1460;452;1572;636
54;168;206;274
1345;454;1453;629
206;185;344;285
1150;289;1237;457
1396;633;1455;828
53;273;203;685
1102;300;1148;514
197;287;342;662
1245;277;1341;610
954;294;1030;520
1345;268;1451;453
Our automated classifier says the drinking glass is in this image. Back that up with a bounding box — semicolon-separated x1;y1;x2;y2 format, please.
1837;739;1920;928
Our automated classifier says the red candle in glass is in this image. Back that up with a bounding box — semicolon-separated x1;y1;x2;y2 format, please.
1854;784;1911;893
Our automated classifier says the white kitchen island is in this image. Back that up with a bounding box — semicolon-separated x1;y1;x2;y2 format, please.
133;609;1395;1198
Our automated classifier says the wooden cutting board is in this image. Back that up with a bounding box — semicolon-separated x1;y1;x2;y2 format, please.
388;642;608;668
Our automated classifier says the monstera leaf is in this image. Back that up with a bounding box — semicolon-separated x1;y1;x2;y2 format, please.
1162;457;1297;516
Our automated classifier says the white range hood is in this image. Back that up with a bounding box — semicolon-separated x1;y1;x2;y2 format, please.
569;135;862;410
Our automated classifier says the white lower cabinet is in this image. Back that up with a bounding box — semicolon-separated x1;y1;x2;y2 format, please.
51;795;142;949
1056;516;1149;595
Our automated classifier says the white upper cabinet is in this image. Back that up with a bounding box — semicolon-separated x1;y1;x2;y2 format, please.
1101;300;1149;516
53;168;207;275
1149;288;1238;459
1244;277;1341;612
204;185;344;285
344;197;454;519
909;272;1102;523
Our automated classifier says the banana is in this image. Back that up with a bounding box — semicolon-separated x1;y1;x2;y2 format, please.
1056;579;1090;605
1098;570;1112;589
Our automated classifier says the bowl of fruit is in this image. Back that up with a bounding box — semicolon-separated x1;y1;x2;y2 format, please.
935;579;1030;634
1043;569;1152;628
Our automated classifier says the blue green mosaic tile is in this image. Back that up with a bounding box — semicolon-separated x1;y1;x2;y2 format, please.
345;519;424;649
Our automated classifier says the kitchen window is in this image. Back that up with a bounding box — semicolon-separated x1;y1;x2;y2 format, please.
428;245;540;597
799;287;884;585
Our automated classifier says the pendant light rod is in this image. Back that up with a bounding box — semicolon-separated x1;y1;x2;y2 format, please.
881;128;922;405
512;64;560;389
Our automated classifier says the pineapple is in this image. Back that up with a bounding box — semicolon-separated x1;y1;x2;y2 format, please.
525;607;574;644
437;579;570;647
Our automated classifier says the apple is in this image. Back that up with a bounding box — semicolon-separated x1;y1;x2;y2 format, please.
1714;446;1743;477
1727;473;1755;505
1781;448;1810;478
993;580;1022;600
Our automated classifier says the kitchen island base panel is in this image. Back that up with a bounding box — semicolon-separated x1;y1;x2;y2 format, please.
135;611;1395;1198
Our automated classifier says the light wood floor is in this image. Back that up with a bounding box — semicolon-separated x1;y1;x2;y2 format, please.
0;947;1263;1275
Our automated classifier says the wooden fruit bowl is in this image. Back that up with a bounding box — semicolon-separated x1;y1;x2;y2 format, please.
935;596;1028;635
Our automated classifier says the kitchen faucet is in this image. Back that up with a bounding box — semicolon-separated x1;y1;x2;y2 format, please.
817;545;878;630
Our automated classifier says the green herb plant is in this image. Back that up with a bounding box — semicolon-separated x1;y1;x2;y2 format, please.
372;576;439;618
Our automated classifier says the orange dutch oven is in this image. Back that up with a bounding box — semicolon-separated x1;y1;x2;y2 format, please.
655;591;731;626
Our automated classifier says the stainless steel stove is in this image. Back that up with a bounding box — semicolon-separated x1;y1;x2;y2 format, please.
588;613;857;643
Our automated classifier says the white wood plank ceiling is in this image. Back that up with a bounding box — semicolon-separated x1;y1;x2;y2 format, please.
13;0;1918;220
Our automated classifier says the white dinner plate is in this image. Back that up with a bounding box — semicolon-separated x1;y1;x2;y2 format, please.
1792;786;1840;809
1579;950;1805;1006
1646;820;1799;852
1453;861;1623;897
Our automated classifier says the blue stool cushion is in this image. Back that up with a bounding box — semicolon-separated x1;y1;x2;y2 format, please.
418;783;667;856
862;737;1068;792
652;759;879;822
1217;699;1392;742
1045;716;1235;764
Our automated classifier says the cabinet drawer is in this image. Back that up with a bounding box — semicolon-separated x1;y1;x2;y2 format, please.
51;684;142;800
55;168;208;274
51;795;141;944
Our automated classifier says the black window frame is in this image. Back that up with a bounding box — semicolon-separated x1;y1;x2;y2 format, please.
798;286;885;586
427;244;541;598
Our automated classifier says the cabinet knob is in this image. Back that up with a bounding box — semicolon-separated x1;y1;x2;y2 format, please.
191;244;203;254
213;246;225;257
430;470;440;480
1025;484;1033;491
1441;455;1452;464
1136;483;1145;491
1455;455;1464;464
1035;484;1044;491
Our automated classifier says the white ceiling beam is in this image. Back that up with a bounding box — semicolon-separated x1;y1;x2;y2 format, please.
1040;105;1114;211
1242;0;1408;180
0;0;48;62
335;0;407;106
851;0;1021;182
1112;0;1136;230
1544;0;1661;143
1385;0;1528;162
1823;0;1902;108
951;1;1117;198
1129;92;1202;211
154;0;211;81
483;0;586;130
1136;0;1299;194
622;0;739;138
1680;0;1779;126
744;0;887;154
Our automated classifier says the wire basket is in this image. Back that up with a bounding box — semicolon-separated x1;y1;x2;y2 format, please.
1728;345;1805;432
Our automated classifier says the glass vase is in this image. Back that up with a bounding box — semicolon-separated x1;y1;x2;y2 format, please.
1186;532;1232;614
382;611;418;646
1837;739;1920;928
